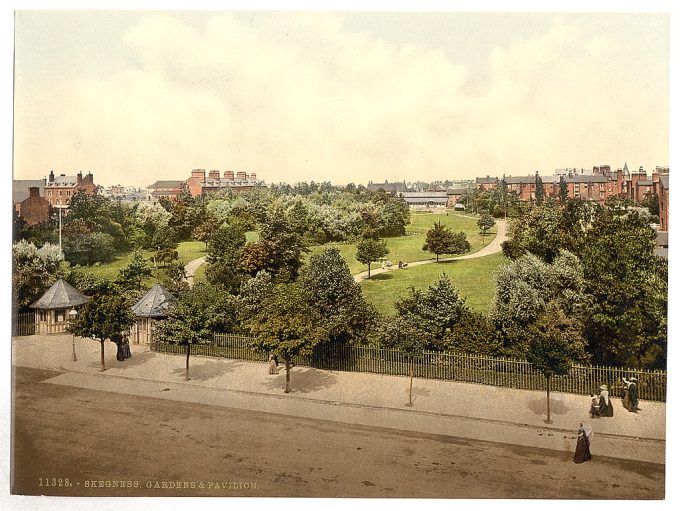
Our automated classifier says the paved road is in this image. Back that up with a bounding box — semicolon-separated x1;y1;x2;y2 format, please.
12;335;666;464
11;367;665;499
354;219;507;283
183;256;206;286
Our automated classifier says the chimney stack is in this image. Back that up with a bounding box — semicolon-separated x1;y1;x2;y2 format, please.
224;170;234;181
208;170;220;179
48;170;55;183
250;172;257;181
29;187;40;198
236;171;247;181
77;171;83;183
191;169;206;182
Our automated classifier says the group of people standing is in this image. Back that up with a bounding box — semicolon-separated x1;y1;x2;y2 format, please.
576;376;640;464
589;377;639;418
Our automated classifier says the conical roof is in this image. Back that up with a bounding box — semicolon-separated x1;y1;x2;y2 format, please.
131;284;176;318
29;279;90;309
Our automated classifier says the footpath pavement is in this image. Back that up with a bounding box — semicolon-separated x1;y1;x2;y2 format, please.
353;219;507;283
12;334;665;464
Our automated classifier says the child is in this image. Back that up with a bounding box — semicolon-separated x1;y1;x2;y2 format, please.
589;394;600;418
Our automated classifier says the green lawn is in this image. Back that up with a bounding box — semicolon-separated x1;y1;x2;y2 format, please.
193;261;208;284
308;212;496;275
73;241;207;282
360;252;508;316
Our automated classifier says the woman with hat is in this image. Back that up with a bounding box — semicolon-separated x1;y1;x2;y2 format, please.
598;384;614;417
574;423;593;463
622;377;639;412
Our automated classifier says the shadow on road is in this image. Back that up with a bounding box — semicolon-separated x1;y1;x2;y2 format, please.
526;397;570;417
171;360;245;381
262;367;338;394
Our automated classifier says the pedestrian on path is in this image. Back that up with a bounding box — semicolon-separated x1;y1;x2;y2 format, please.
598;385;614;417
622;377;639;412
574;423;593;463
268;353;279;375
589;394;600;418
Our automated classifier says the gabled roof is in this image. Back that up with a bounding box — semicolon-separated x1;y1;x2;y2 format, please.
131;284;176;318
30;279;90;310
659;175;669;189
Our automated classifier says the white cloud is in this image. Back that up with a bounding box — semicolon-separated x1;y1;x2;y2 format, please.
13;13;668;186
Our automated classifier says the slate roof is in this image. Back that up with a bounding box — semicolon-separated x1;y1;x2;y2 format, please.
30;279;90;310
147;180;185;189
446;188;468;195
45;175;79;187
659;176;669;189
13;180;45;203
131;284;176;318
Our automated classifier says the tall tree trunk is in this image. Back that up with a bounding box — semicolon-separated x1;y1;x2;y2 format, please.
185;343;191;380
285;359;291;393
367;262;371;279
546;375;552;423
100;340;105;371
436;253;439;262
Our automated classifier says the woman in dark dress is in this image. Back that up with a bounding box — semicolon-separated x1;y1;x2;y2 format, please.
574;423;592;463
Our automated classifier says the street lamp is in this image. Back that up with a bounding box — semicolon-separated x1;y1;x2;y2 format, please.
68;308;78;362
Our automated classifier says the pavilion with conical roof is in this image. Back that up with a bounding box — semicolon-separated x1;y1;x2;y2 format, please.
29;279;90;334
130;284;176;345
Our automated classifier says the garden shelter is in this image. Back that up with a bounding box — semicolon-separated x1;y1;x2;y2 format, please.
29;279;90;334
130;284;175;345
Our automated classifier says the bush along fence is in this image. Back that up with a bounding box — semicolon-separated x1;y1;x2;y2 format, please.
150;334;667;402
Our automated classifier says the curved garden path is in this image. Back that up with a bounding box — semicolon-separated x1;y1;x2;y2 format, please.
184;256;207;286
353;219;507;283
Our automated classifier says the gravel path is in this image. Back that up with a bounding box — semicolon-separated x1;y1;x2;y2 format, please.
183;256;206;286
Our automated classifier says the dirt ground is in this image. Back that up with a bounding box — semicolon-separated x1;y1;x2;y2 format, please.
10;366;664;499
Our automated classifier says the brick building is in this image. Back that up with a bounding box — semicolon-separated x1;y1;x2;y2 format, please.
15;187;51;225
43;170;97;208
146;180;186;201
186;169;259;197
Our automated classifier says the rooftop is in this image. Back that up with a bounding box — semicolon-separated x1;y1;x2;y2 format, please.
131;284;176;318
30;279;90;310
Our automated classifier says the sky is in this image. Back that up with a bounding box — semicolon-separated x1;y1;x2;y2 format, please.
12;10;670;187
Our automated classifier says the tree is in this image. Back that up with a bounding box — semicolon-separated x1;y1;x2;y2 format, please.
395;273;468;350
206;223;247;293
63;231;117;266
237;206;307;282
158;261;190;296
12;241;65;310
641;192;660;217
445;310;503;355
477;214;496;240
559;176;568;202
580;208;667;368
158;283;238;380
68;288;134;371
534;174;545;204
355;237;389;278
491;251;591;357
116;250;152;291
193;215;222;250
299;248;377;346
422;221;470;262
244;283;326;393
526;303;589;423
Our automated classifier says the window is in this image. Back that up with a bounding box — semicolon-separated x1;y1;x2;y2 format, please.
56;309;65;322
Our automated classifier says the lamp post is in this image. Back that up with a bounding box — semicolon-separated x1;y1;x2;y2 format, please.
68;308;78;362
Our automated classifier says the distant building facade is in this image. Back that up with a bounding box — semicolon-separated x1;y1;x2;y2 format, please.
43;170;97;208
16;187;51;225
186;169;260;197
400;191;448;208
146;180;186;201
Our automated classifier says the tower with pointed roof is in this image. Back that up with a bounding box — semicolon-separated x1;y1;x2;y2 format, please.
29;279;90;334
130;284;176;345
